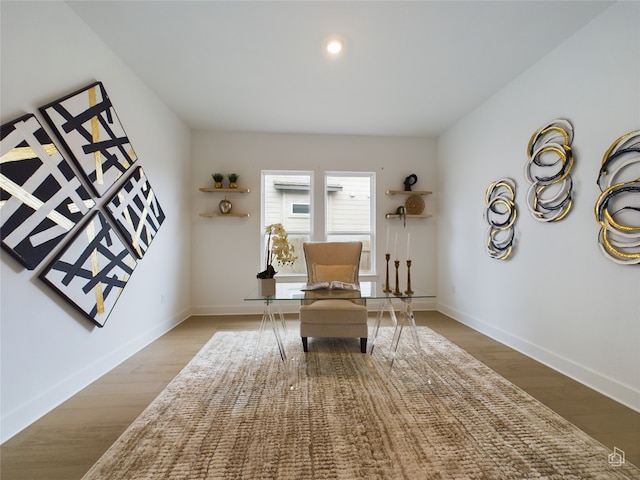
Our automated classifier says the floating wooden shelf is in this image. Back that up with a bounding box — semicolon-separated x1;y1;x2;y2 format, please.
199;212;250;218
199;187;250;193
385;188;432;219
199;186;251;217
385;213;432;219
385;189;432;195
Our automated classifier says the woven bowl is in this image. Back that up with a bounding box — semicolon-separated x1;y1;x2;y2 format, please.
405;194;425;215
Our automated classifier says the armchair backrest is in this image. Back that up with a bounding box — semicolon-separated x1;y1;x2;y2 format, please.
302;242;362;284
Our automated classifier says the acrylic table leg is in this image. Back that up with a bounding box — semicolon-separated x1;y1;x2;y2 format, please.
254;306;268;362
255;299;287;363
388;299;399;327
388;297;421;367
270;302;300;393
267;304;287;362
389;307;406;368
370;297;400;355
248;303;270;381
370;298;387;355
275;300;287;335
404;298;421;352
244;299;291;393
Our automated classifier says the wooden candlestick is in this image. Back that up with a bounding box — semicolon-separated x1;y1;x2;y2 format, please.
393;260;401;296
405;260;414;295
384;253;391;292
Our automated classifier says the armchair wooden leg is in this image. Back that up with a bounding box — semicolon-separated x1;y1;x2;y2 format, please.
360;338;367;354
302;337;308;352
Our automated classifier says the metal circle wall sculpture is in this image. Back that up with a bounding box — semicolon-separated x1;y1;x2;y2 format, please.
525;119;575;222
484;178;517;260
594;130;640;265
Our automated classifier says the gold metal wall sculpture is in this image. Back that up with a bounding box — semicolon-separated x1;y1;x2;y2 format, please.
595;130;640;265
484;178;517;260
525;119;575;222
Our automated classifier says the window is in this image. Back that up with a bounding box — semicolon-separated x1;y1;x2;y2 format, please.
261;171;312;275
291;203;310;215
325;172;375;275
261;170;375;277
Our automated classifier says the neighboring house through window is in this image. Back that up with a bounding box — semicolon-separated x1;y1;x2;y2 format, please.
325;172;374;275
261;170;375;277
262;171;312;276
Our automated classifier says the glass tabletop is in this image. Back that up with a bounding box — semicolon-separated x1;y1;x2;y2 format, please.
244;281;435;301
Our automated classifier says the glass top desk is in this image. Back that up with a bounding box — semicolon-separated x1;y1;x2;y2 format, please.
244;281;435;365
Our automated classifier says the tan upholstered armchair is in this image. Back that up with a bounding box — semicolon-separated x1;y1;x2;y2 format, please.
299;242;369;353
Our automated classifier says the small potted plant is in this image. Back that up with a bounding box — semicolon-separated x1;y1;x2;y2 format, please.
227;173;239;189
212;173;224;188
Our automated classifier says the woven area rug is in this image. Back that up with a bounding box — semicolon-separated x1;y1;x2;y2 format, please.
82;327;639;479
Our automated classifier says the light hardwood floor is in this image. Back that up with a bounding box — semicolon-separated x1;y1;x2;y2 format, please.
1;311;638;479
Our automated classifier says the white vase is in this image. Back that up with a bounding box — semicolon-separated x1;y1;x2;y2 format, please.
258;278;276;297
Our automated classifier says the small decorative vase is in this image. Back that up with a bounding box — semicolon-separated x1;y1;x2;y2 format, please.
212;174;224;188
258;278;276;297
218;197;232;214
227;174;239;188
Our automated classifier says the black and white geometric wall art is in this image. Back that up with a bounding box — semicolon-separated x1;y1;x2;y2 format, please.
1;113;95;270
39;81;137;197
105;166;165;259
39;211;137;327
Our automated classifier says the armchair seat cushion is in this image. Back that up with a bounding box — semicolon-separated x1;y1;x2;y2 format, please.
299;299;368;325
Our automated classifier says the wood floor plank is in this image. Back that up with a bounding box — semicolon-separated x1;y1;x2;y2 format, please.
1;312;638;479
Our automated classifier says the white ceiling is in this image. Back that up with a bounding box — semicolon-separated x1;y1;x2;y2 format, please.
68;1;612;137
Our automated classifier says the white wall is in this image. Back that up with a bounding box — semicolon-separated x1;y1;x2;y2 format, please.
437;2;640;411
0;1;192;441
191;131;437;314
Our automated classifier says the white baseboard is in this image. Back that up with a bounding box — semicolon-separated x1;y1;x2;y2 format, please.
1;308;191;444
437;302;640;413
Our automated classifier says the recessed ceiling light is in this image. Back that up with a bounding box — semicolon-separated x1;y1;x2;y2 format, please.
325;38;343;56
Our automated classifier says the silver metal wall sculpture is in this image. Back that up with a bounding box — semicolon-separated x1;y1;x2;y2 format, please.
484;178;517;260
525;119;575;222
594;130;640;265
0;114;95;270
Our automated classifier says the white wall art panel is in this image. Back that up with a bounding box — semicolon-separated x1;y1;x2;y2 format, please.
40;81;137;197
39;211;137;327
105;166;165;258
0;113;95;270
